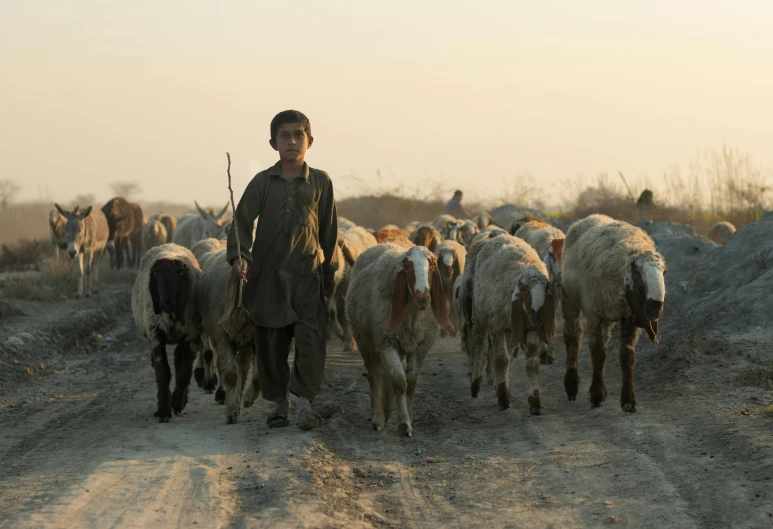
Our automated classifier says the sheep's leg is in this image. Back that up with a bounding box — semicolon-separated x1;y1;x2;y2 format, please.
539;342;555;365
469;327;487;398
193;348;206;388
216;338;241;424
75;253;85;298
203;348;218;392
369;366;386;431
619;318;641;413
405;352;420;424
562;287;582;401
238;345;260;408
385;346;411;438
343;310;356;352
492;333;511;411
485;339;495;386
170;340;195;415
588;320;613;408
525;332;543;415
214;368;226;404
152;338;172;422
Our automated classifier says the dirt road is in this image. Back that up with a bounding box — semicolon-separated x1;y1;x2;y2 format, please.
1;279;772;528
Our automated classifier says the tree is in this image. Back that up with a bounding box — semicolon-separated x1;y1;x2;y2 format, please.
109;180;142;200
70;193;96;208
0;179;21;209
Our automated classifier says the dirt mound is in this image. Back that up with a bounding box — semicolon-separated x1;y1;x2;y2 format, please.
640;213;773;335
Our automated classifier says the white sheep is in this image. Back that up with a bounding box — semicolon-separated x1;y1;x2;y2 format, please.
459;220;480;247
561;214;667;413
514;220;566;364
475;212;493;230
434;240;466;335
338;216;357;232
468;235;554;415
432;214;463;242
707;221;736;245
470;227;507;246
131;243;202;422
196;246;260;424
142;218;168;253
346;242;454;437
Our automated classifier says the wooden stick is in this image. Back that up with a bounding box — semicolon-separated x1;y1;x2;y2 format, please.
226;152;242;272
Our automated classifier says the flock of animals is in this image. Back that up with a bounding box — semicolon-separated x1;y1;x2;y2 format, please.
49;198;744;437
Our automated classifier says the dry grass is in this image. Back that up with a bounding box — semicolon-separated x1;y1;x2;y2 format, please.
0;238;52;270
738;355;773;389
752;405;773;417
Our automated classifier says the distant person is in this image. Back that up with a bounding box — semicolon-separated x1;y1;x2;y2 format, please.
444;190;466;218
227;109;339;431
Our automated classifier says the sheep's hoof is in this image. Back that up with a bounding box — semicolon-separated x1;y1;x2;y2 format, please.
397;424;412;438
226;413;238;425
487;378;494;386
498;403;511;411
372;422;384;432
541;356;554;365
622;402;637;413
193;367;205;388
470;376;482;398
590;396;605;408
154;408;171;423
170;389;188;415
204;376;217;392
529;406;542;415
215;388;225;404
563;369;579;401
528;393;542;415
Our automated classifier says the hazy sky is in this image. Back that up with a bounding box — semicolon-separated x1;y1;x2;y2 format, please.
2;1;772;206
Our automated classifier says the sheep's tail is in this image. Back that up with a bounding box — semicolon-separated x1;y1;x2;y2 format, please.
219;152;243;324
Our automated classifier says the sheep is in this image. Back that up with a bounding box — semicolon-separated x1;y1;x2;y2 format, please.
475;212;493;230
338;216;357;231
153;213;177;243
346;242;454;437
142;218;168;253
172;201;230;248
330;226;378;351
468;235;554;414
459;220;480;247
196;245;261;424
561;214;667;413
409;225;443;253
434;240;466;334
509;215;546;236
190;238;227;392
432;214;463;242
514;221;566;364
131;244;202;422
101;197;135;269
372;226;411;244
49;209;68;262
470;227;507;246
54;204;109;298
404;220;422;235
128;203;145;267
707;221;736;245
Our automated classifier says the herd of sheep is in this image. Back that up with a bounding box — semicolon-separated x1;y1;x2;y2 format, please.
48;197;740;436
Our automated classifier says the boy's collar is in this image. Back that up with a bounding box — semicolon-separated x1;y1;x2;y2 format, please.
268;161;309;181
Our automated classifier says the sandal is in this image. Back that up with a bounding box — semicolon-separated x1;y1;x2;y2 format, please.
266;408;290;428
297;408;323;431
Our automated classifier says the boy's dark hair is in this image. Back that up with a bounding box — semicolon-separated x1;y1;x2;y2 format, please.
270;110;312;141
454;189;463;197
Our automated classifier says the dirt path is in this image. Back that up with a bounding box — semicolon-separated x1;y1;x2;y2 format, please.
1;289;772;528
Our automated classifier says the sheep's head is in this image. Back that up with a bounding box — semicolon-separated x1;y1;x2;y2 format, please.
460;221;479;247
476;212;492;230
445;220;464;242
389;246;455;333
542;238;565;283
624;250;667;343
511;269;555;347
55;204;93;258
149;258;190;324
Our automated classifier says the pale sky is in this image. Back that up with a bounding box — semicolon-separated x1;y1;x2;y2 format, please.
2;1;772;206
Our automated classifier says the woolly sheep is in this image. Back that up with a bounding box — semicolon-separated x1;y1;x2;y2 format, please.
409;225;443;253
561;214;667;413
54;204;109;298
459;220;480;247
346;242;454;437
338;216;357;232
131;244;202;422
514;221;566;364
434;240;466;334
468;235;554;414
475;212;493;230
373;226;411;244
142;218;168;253
432;214;463;242
470;227;507;246
707;221;736;245
196;246;260;424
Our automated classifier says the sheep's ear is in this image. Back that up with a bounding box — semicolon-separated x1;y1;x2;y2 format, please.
388;269;409;331
511;298;526;346
216;202;230;220
149;269;161;315
195;201;209;218
339;239;356;267
451;256;462;286
431;267;455;333
79;206;92;219
428;236;439;253
550;238;564;263
175;265;189;324
55;203;68;216
538;290;555;345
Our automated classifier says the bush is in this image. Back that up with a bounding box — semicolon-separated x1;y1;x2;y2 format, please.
0;238;52;271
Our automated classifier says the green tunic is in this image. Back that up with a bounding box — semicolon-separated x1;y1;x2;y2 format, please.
226;161;339;328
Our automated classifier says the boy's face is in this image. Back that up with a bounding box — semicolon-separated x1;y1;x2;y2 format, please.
270;123;313;162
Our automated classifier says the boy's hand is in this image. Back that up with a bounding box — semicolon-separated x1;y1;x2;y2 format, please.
232;261;248;282
324;278;335;298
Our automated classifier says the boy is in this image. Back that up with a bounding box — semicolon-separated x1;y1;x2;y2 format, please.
227;110;339;430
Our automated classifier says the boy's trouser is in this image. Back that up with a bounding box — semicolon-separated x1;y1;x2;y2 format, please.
254;279;327;402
